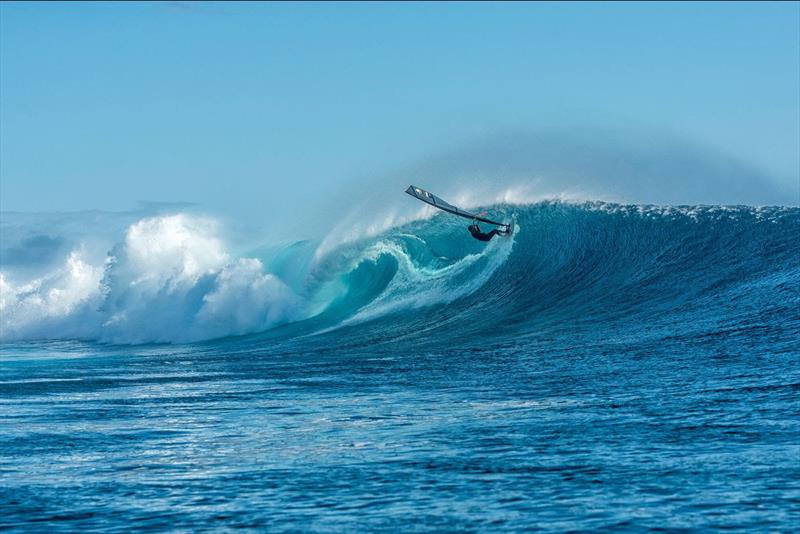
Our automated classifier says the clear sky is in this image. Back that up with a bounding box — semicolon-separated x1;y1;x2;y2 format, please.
1;1;798;222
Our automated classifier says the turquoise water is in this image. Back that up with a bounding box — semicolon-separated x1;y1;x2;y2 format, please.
2;202;799;531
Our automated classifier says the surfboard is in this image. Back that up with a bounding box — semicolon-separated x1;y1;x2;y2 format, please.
405;185;511;230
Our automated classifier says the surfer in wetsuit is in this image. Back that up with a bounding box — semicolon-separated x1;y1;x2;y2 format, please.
404;186;513;241
468;220;505;242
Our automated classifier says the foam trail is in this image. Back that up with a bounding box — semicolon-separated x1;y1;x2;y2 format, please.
344;229;515;325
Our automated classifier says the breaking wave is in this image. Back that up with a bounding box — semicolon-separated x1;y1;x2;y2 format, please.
1;202;798;346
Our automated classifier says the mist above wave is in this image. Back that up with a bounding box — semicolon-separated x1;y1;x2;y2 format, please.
310;128;795;257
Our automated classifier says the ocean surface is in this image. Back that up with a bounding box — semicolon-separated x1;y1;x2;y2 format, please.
1;201;799;531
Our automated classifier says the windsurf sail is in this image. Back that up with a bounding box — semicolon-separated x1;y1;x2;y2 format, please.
405;185;509;228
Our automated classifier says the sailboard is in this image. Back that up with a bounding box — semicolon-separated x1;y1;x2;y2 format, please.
405;185;511;229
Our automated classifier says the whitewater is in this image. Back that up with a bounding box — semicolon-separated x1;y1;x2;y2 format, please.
2;197;799;531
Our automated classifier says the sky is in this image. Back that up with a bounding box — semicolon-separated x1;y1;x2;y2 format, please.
1;1;798;227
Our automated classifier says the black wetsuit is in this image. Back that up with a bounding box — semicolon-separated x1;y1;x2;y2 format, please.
468;224;501;242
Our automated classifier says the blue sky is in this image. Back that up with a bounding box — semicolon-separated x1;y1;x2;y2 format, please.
1;2;798;222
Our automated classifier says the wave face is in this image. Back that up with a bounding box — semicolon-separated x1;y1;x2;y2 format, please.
1;202;798;348
281;202;800;358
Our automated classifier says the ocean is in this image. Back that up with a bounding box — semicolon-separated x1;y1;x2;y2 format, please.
1;201;799;531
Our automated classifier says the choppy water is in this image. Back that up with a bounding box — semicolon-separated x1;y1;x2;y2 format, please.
2;202;799;531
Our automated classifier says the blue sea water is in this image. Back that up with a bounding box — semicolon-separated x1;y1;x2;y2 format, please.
1;202;799;531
